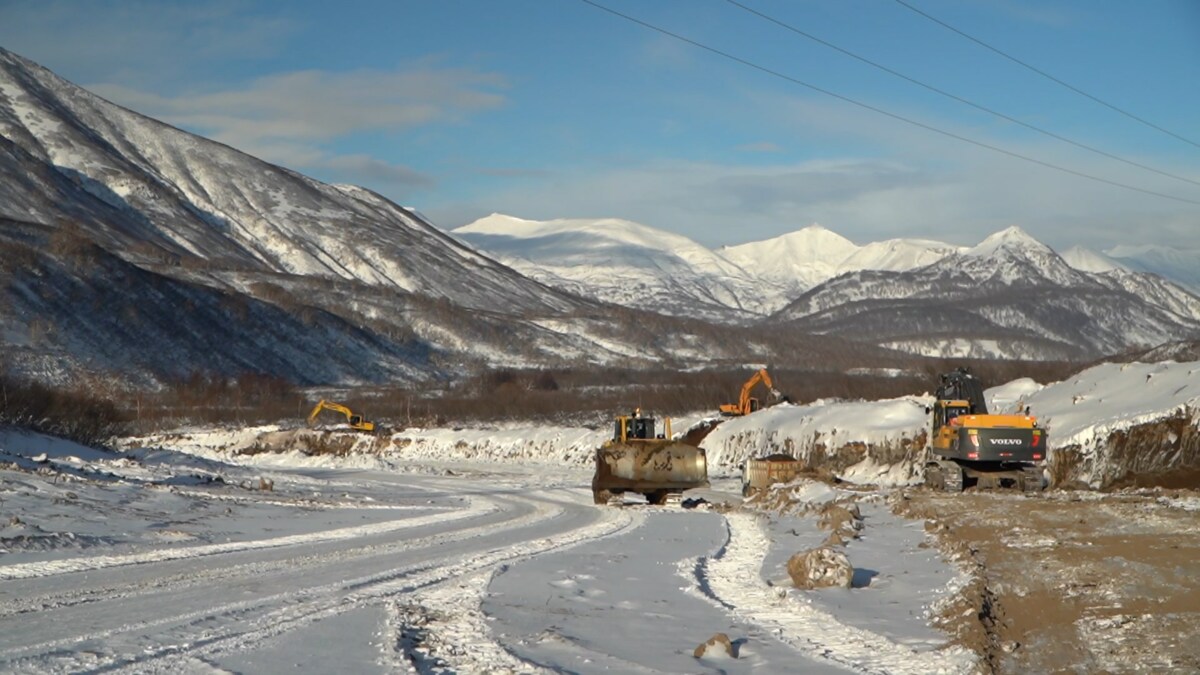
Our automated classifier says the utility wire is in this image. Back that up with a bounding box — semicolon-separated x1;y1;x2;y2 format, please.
892;0;1200;151
575;0;1200;207
724;0;1200;189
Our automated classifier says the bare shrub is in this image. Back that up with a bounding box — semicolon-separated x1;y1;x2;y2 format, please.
0;373;129;446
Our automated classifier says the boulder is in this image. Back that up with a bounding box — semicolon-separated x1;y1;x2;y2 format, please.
787;546;854;589
693;632;735;659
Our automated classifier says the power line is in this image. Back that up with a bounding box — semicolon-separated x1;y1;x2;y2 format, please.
575;0;1200;207
892;0;1200;151
723;0;1200;189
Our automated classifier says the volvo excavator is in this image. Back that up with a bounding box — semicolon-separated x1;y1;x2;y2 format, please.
923;368;1045;493
720;368;785;416
307;399;375;432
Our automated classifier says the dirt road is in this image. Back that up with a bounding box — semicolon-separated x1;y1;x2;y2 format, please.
895;488;1200;673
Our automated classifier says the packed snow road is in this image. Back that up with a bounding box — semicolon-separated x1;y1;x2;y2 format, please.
0;447;973;675
0;468;634;673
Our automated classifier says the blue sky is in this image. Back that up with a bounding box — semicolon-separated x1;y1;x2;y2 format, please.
2;0;1198;250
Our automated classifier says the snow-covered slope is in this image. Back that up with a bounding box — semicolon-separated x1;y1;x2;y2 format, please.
1018;361;1200;487
0;48;580;317
720;223;961;298
7;48;795;384
1061;246;1130;274
719;224;861;294
1106;244;1200;294
453;214;779;320
773;227;1200;360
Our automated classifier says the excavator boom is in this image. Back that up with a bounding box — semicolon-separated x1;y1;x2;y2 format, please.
307;399;376;432
719;368;783;416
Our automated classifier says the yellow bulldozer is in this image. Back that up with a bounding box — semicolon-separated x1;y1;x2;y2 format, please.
719;368;785;416
592;408;710;505
306;399;375;432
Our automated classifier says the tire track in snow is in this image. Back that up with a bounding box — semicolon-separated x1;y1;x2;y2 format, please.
0;491;635;674
0;495;490;581
386;504;648;675
0;491;532;668
108;493;637;675
691;511;975;675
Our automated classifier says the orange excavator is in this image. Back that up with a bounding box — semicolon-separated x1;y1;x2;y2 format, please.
719;368;785;416
306;399;375;432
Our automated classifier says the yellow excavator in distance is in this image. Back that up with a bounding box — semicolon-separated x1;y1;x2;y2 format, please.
719;368;785;417
306;399;375;432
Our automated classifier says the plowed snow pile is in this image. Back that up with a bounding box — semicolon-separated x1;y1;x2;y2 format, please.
1014;361;1200;487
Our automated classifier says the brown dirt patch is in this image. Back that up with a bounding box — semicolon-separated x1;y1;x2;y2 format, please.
895;488;1200;673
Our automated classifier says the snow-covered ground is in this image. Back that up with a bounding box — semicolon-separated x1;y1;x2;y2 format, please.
2;360;1197;672
2;427;978;673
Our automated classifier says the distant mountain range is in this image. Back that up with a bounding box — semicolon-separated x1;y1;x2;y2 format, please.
455;217;1200;360
1;45;1197;386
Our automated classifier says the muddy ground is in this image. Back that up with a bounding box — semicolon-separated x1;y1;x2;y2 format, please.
894;488;1200;674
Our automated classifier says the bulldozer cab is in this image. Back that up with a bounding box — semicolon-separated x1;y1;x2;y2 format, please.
612;409;668;442
615;416;655;441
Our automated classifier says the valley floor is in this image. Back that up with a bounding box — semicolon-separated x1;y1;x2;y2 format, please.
0;429;1196;674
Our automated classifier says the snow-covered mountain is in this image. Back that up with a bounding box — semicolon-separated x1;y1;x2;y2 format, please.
2;44;1195;381
1104;244;1200;294
5;47;837;384
456;217;1200;359
773;227;1200;359
1060;246;1130;274
456;218;966;318
0;48;580;317
719;224;962;298
453;214;784;320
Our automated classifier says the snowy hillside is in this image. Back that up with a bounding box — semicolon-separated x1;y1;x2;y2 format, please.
720;224;962;296
455;216;1199;361
1106;243;1200;294
1016;361;1200;487
774;227;1200;360
5;47;843;384
1060;245;1129;273
0;48;580;316
719;224;861;294
124;359;1200;493
453;214;779;320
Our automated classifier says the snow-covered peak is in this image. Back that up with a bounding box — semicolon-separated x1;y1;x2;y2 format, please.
456;213;708;255
840;238;963;272
1104;244;1200;294
1061;246;1130;273
453;214;776;319
719;223;859;288
965;226;1053;258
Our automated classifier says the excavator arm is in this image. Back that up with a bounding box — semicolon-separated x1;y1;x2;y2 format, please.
307;399;376;432
719;368;783;416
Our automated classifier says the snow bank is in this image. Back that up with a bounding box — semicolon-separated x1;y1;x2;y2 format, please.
700;399;929;484
1019;361;1200;487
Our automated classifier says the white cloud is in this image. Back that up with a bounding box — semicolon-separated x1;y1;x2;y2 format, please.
89;64;506;149
426;147;1200;252
0;0;299;85
85;63;503;195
